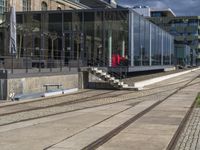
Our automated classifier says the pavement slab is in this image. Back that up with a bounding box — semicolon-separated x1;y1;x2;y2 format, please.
0;70;199;150
48;100;159;150
97;83;200;150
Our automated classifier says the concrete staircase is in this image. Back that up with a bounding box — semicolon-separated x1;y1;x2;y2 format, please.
88;67;129;89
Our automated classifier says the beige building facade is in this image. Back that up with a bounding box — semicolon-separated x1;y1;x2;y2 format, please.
7;0;87;12
0;0;87;23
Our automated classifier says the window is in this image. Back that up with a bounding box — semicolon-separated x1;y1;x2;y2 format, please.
41;1;48;11
0;0;6;14
23;0;31;11
57;7;61;10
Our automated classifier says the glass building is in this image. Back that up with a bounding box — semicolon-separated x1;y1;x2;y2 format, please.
148;16;200;65
2;9;174;72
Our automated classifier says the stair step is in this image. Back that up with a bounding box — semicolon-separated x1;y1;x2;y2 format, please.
89;67;129;89
118;82;124;85
105;75;111;78
109;77;115;81
109;79;120;84
96;70;103;73
122;84;129;88
100;72;107;76
92;67;98;71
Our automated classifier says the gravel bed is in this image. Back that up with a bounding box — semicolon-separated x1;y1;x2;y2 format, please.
0;89;175;126
0;78;191;126
0;70;199;126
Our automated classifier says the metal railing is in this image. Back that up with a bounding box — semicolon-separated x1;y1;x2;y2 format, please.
0;49;80;75
0;47;129;78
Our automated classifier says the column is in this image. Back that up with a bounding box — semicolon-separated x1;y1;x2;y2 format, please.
108;29;112;67
121;39;125;57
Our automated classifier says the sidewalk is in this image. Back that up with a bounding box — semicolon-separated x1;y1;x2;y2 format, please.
97;81;200;150
49;76;200;150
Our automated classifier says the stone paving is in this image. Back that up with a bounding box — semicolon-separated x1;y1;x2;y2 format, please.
0;70;199;150
97;83;200;150
174;107;200;150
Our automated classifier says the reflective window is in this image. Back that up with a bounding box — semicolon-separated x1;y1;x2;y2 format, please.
105;10;129;67
133;13;140;66
11;9;174;71
64;12;72;31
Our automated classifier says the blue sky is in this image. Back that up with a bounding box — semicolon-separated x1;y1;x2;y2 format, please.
118;0;200;16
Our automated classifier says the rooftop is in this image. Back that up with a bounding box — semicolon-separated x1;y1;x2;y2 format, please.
150;8;176;17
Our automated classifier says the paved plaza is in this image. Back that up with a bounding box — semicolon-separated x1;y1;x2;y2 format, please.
0;70;199;150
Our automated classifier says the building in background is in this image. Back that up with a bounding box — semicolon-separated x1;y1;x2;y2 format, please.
150;8;176;17
148;16;200;65
132;6;150;17
0;0;7;23
0;0;119;23
132;6;199;66
0;0;88;23
132;6;175;17
174;44;196;67
80;0;117;8
6;0;88;11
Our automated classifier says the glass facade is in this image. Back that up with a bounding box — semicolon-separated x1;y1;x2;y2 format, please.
149;16;200;65
130;10;173;67
2;9;174;72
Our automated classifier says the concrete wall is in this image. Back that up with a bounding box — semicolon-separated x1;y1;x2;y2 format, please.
88;73;115;90
6;73;78;99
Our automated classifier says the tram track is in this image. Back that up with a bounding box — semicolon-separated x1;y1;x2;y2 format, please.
0;77;197;117
0;79;196;118
81;74;200;150
0;73;199;128
0;72;199;127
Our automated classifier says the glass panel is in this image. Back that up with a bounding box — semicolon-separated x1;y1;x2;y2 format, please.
105;10;129;67
151;24;156;65
134;13;140;66
84;11;95;65
0;30;4;55
144;21;150;66
140;18;145;66
48;13;62;33
84;11;104;66
64;12;72;31
64;33;72;65
72;12;82;31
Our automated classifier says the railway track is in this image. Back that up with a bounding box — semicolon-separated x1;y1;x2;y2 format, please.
0;78;197;116
80;72;200;150
0;72;199;128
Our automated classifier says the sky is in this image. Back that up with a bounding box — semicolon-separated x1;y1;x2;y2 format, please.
118;0;200;16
